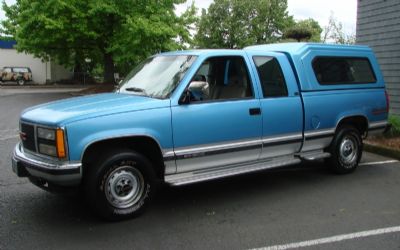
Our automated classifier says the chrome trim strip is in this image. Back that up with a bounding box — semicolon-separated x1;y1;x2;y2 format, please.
14;143;81;170
304;128;335;138
367;120;388;136
174;138;262;156
173;133;306;160
369;121;388;129
176;144;261;160
262;133;303;144
163;150;175;158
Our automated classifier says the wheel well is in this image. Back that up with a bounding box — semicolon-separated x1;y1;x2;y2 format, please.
336;116;368;136
82;136;165;180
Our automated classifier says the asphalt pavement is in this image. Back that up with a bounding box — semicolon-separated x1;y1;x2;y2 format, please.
0;89;399;250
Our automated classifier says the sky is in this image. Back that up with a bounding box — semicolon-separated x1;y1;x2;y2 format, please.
0;0;14;21
176;0;357;35
1;0;357;35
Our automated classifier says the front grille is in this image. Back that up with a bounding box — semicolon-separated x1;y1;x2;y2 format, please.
20;123;36;152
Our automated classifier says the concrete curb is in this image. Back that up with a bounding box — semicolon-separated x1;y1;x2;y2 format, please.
364;142;400;160
0;84;94;89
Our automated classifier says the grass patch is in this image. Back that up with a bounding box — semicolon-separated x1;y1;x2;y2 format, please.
365;114;400;152
385;115;400;137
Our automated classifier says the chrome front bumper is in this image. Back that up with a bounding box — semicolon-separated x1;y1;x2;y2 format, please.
12;143;82;186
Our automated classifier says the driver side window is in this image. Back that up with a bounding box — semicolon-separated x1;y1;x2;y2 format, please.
187;56;253;102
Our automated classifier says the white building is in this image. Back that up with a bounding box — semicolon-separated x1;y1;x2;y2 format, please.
0;40;72;84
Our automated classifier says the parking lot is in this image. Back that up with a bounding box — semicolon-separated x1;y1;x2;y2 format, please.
0;89;399;250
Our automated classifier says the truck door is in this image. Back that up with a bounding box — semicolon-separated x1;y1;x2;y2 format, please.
245;51;304;159
171;55;263;173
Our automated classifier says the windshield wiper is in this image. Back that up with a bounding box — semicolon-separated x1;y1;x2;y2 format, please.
124;87;149;96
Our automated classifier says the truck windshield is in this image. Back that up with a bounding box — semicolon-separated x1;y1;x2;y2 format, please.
118;55;197;99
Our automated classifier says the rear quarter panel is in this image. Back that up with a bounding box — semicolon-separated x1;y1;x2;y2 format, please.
299;46;387;151
301;88;387;151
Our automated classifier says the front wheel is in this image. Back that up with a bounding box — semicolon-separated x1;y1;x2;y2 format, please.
85;149;156;221
17;78;25;86
328;126;362;174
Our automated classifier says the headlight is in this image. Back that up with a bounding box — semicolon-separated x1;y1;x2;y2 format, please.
37;127;55;140
39;144;57;157
37;127;67;158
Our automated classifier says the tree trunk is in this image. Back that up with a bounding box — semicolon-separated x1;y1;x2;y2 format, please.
73;59;86;84
103;52;115;84
73;62;83;81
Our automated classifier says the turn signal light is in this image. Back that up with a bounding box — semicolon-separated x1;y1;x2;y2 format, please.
56;128;66;158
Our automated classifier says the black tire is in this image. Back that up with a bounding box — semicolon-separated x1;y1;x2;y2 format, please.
84;149;156;221
17;78;25;86
328;126;363;174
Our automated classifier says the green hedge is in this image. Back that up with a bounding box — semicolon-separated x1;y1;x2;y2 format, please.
387;115;400;137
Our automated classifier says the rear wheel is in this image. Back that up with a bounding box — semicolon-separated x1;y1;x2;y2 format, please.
328;126;362;174
85;149;156;221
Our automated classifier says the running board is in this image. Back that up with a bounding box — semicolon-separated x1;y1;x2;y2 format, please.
298;151;331;161
165;156;301;186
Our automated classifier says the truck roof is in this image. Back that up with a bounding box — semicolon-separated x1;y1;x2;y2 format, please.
160;43;373;57
244;42;373;55
159;49;240;56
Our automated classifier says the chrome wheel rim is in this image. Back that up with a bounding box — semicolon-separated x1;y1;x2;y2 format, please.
105;166;144;209
339;136;358;166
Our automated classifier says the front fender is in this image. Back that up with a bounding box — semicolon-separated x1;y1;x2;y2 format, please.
65;108;173;161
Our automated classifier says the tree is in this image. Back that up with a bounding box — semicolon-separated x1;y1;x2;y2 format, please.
0;35;13;41
322;12;355;44
297;19;322;42
284;18;322;42
194;0;294;49
1;0;194;83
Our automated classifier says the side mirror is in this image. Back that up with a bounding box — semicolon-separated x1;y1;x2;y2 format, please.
179;89;192;105
179;80;210;104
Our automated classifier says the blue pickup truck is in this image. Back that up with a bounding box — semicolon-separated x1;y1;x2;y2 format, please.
12;43;389;220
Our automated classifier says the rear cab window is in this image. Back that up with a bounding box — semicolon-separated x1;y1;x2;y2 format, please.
253;56;288;98
312;57;376;85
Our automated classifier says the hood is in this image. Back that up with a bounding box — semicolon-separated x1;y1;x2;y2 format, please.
21;93;170;126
